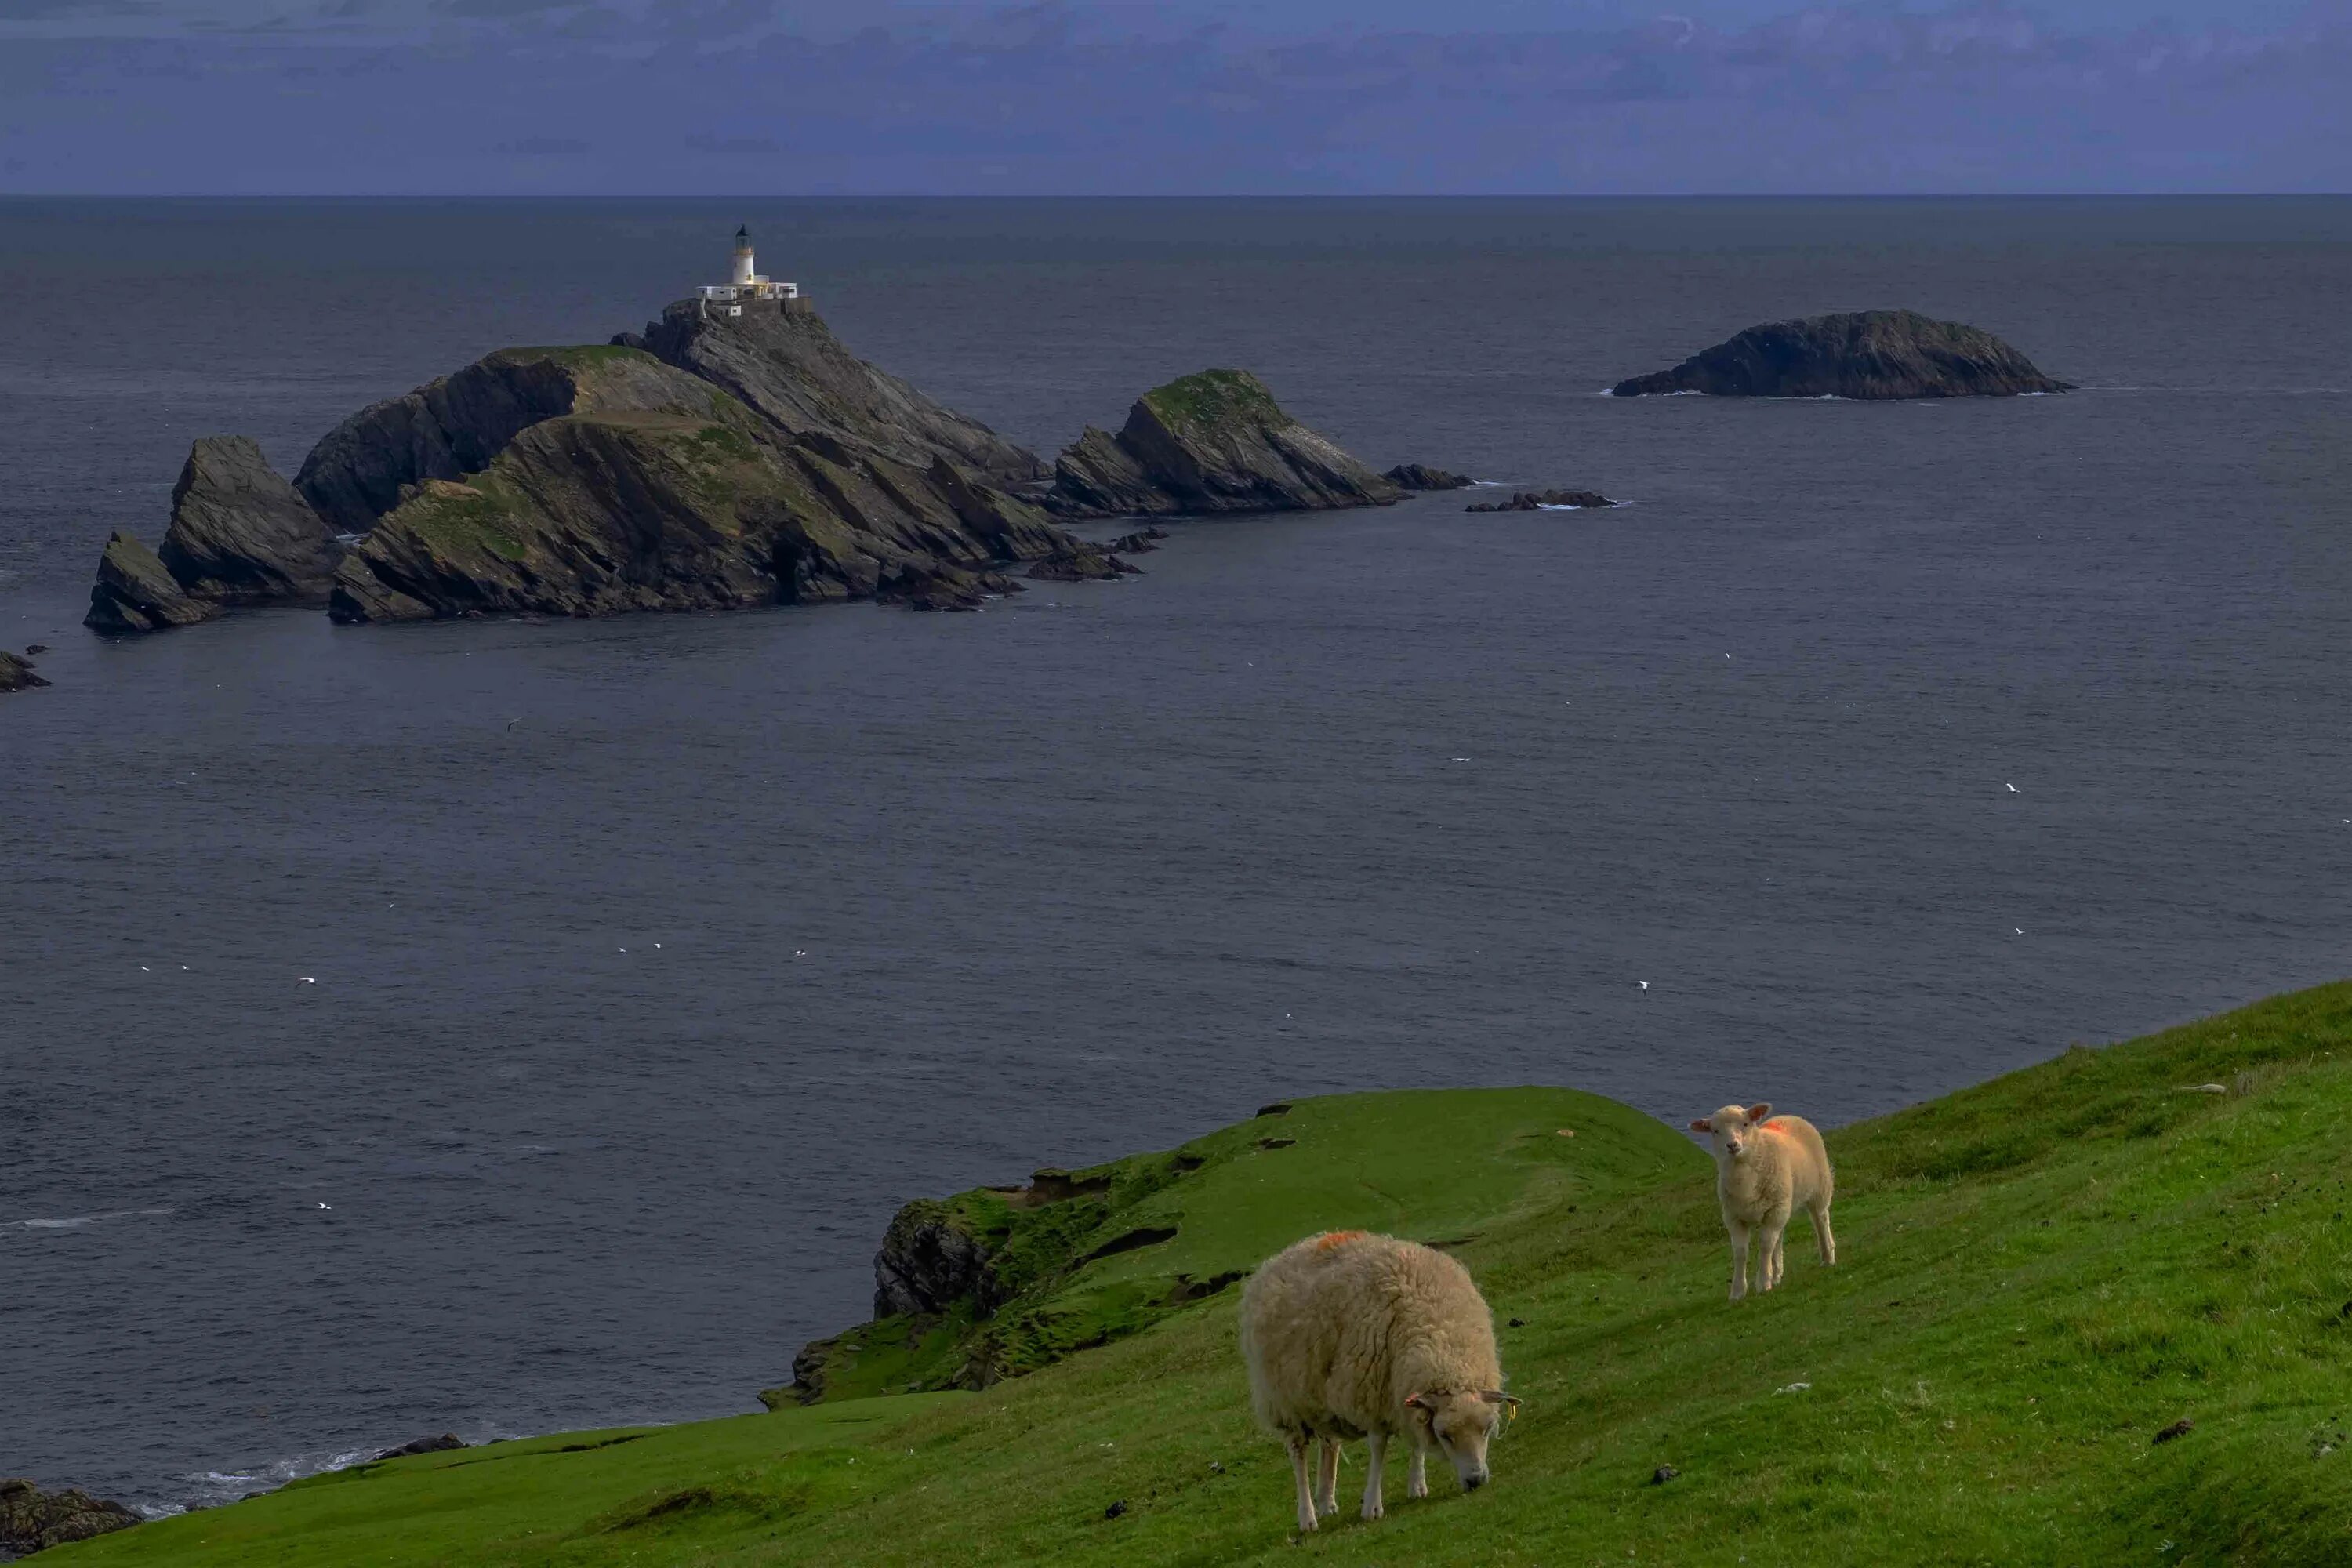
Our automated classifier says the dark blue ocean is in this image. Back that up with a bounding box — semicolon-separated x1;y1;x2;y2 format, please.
4;198;2351;1512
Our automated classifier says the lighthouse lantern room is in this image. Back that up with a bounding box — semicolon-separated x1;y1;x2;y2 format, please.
699;226;804;317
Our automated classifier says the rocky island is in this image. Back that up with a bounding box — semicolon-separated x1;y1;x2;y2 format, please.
85;264;1441;635
1046;369;1403;517
1465;488;1616;512
1610;309;2074;399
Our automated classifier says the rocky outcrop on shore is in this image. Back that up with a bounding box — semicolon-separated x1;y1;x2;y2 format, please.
0;1478;139;1557
1465;488;1617;512
1385;463;1474;490
1611;310;2074;400
638;303;1044;487
1047;369;1401;518
0;650;49;695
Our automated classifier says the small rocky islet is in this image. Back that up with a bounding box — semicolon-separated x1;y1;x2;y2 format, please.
79;268;1444;638
1611;309;2073;400
0;649;49;695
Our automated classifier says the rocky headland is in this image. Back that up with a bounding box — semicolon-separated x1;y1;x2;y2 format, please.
1610;310;2074;400
1465;488;1617;512
0;1478;139;1557
1046;369;1402;517
0;650;49;695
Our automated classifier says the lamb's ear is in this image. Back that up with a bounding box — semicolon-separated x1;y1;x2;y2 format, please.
1403;1392;1443;1409
1688;1118;1712;1133
1746;1102;1773;1122
1476;1391;1522;1408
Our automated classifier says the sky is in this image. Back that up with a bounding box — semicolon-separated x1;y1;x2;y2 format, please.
1;0;2346;193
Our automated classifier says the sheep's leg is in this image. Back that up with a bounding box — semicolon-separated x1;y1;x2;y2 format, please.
1728;1220;1751;1301
1406;1444;1428;1499
1315;1437;1340;1518
1812;1198;1837;1265
1289;1433;1319;1533
1760;1216;1788;1291
1361;1433;1386;1521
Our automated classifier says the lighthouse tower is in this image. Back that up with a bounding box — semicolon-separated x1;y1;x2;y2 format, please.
698;225;805;318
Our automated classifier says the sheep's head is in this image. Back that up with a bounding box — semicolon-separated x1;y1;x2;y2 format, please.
1689;1102;1773;1161
1403;1388;1519;1490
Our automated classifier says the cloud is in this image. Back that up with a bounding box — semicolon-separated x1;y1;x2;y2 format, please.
1;0;2347;193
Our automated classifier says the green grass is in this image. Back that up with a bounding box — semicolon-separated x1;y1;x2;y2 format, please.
790;1087;1693;1403
59;984;2352;1567
1138;368;1287;435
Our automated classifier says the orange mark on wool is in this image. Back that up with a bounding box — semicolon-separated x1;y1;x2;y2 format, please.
1763;1120;1788;1132
1315;1230;1367;1251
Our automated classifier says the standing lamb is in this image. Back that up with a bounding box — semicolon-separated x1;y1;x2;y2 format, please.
1239;1230;1520;1532
1689;1102;1836;1301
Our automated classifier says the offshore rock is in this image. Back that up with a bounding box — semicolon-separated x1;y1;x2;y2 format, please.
1047;369;1402;518
640;300;1044;486
1028;546;1140;582
157;437;342;605
0;1478;140;1556
1465;488;1617;512
85;533;220;635
293;346;738;535
0;650;49;694
1385;463;1475;490
328;405;1078;624
1611;310;2074;400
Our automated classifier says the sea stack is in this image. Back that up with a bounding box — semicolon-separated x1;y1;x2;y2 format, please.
84;437;337;634
0;649;50;694
1047;369;1401;517
1611;310;2073;400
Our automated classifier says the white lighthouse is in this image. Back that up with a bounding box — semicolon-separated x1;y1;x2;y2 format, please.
699;225;804;318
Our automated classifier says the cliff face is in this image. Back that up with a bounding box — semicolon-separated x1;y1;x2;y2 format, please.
158;437;342;604
1611;310;2074;399
292;347;734;535
640;302;1044;486
328;405;1072;624
1047;369;1400;518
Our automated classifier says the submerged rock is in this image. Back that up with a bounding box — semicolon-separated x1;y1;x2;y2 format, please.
85;533;220;635
1047;369;1401;518
158;437;342;605
0;1477;140;1555
1611;310;2073;400
1385;463;1474;490
0;650;49;694
1465;488;1617;512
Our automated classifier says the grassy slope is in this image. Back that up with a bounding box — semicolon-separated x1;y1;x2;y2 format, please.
64;984;2352;1567
795;1087;1693;1402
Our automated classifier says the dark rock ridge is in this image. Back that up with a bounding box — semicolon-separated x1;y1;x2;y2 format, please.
159;437;342;604
0;650;49;694
1465;488;1617;512
86;533;220;636
0;1478;140;1556
86;438;338;634
1047;369;1402;518
376;1434;467;1461
1385;463;1475;490
1611;310;2074;400
328;397;1070;624
292;347;744;536
637;302;1043;486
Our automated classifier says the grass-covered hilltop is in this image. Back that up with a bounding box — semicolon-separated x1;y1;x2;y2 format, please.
54;984;2352;1566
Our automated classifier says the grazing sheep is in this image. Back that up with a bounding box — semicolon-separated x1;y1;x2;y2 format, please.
1239;1230;1520;1531
1689;1102;1835;1301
